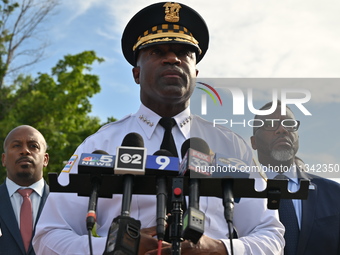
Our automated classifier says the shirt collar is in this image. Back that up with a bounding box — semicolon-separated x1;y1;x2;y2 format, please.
6;177;45;197
264;164;299;184
135;104;192;139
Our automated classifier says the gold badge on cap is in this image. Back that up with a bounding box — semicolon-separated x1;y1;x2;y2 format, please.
163;2;181;22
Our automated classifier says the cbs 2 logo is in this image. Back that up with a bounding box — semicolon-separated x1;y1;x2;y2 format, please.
119;153;142;164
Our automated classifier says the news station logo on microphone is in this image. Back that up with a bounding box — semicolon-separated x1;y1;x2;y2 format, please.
212;153;250;178
61;155;78;173
179;148;212;177
82;156;100;162
115;146;147;175
78;153;115;175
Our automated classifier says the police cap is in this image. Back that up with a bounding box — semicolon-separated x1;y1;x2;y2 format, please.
121;2;209;66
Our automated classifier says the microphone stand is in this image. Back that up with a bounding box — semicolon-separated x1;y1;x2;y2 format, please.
103;174;141;255
222;179;235;255
169;177;184;255
121;174;133;216
156;175;167;241
182;177;205;244
87;179;99;255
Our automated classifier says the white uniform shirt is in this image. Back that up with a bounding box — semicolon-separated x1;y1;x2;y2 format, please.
33;104;284;255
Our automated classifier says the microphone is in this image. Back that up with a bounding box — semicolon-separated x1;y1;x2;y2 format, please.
179;138;212;178
78;151;115;175
212;153;249;224
114;132;147;176
145;149;179;176
212;153;249;179
222;179;234;224
180;137;211;244
116;132;146;215
103;133;144;255
210;153;250;253
78;150;115;231
153;149;173;242
79;150;113;255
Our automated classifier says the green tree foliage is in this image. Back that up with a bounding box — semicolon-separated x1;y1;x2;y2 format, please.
0;51;115;182
0;1;117;183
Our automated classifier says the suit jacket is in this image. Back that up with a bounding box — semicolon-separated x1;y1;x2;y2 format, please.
294;172;340;255
0;182;49;255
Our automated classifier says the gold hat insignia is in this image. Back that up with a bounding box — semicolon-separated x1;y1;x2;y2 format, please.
163;2;181;22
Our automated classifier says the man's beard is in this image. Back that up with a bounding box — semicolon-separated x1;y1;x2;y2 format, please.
271;148;294;162
17;171;33;179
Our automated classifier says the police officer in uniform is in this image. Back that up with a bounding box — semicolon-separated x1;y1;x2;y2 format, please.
33;2;284;255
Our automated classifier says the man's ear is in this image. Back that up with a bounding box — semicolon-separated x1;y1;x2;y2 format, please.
250;136;257;150
132;67;140;84
43;153;49;167
2;153;6;167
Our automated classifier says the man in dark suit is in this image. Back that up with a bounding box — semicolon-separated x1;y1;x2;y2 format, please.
250;100;340;255
0;125;49;255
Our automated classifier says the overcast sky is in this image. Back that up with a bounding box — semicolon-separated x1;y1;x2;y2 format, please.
24;0;340;179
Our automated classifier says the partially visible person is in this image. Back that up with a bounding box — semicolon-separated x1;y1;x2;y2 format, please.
0;125;50;255
251;100;340;255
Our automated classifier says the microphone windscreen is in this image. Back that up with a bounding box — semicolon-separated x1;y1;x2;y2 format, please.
92;150;109;155
153;149;173;157
181;137;210;158
121;132;144;147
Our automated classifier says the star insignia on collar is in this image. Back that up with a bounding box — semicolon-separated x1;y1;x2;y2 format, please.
179;116;192;127
139;115;154;127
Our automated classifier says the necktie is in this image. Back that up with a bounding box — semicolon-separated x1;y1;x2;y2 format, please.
159;117;178;157
159;117;183;243
275;174;299;255
17;188;34;252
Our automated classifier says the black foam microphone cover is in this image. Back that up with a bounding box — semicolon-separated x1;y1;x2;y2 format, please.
153;149;174;157
92;150;109;155
181;137;210;158
121;132;144;147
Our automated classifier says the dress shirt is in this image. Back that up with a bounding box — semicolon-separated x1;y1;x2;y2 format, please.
6;177;45;227
33;104;284;255
265;164;302;229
